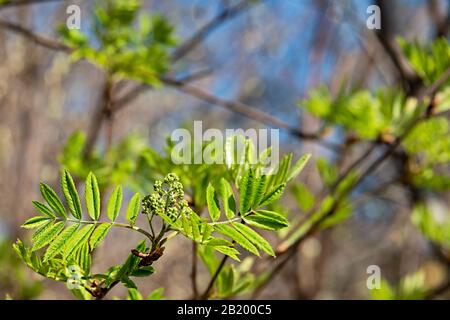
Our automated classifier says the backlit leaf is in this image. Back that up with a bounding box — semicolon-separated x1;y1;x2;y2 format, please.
107;185;122;222
61;170;82;219
22;216;52;229
206;184;220;222
44;224;79;261
258;184;286;207
32;201;55;218
89;223;112;250
85;172;101;220
239;168;256;214
40;183;66;218
243;210;288;231
32;221;65;251
286;153;311;182
63;224;95;259
233;223;275;257
219;178;235;219
126;193;141;226
215;224;260;256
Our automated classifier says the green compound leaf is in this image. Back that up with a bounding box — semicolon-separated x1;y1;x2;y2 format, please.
251;175;267;209
32;221;53;242
201;224;214;244
131;266;155;277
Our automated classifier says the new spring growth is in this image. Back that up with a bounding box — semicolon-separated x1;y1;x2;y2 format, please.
142;173;192;222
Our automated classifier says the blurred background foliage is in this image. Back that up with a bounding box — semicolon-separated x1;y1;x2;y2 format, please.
1;0;450;299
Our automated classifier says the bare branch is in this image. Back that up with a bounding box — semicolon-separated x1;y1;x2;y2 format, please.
161;76;341;151
200;254;229;299
374;0;423;94
111;69;212;113
171;0;259;62
0;0;66;10
427;0;450;37
0;19;71;52
190;242;199;299
82;76;114;160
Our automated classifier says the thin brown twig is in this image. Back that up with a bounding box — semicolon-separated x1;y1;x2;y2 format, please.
82;75;113;160
0;19;71;52
111;83;149;112
188;198;200;300
425;278;450;300
427;0;450;38
200;254;229;300
251;246;296;299
171;0;258;62
0;0;65;10
330;142;377;193
374;0;423;94
111;69;212;113
191;242;199;299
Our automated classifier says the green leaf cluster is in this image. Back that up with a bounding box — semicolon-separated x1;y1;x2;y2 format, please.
399;37;450;85
59;0;176;85
16;170;151;298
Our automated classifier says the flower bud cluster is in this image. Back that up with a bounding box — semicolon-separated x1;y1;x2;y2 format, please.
142;173;191;222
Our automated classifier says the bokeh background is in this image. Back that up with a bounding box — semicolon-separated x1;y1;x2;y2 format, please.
0;0;449;299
